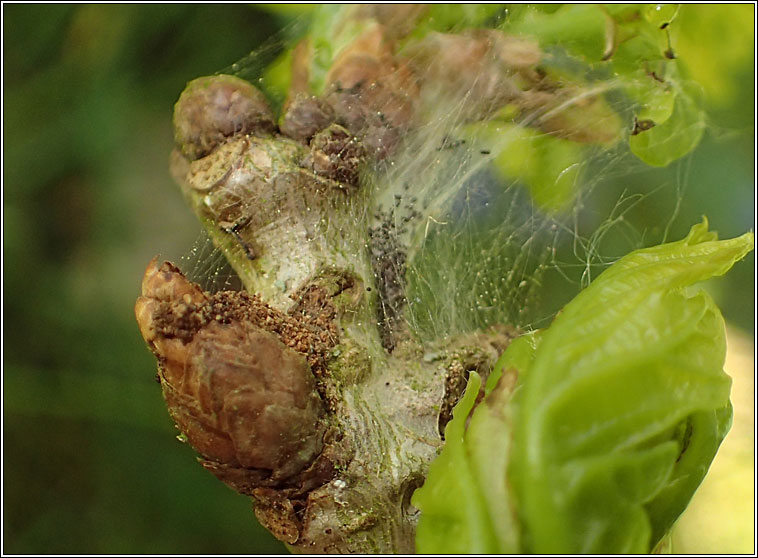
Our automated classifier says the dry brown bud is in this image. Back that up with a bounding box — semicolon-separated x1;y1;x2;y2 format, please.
301;124;365;187
523;86;623;146
135;259;327;484
407;31;538;118
173;75;276;161
280;94;336;142
288;39;312;97
323;25;419;158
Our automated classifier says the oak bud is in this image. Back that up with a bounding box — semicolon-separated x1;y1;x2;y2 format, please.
301;124;364;187
135;259;326;484
173;75;276;161
280;94;335;143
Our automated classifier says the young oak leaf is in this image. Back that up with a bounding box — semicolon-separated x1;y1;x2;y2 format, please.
510;218;753;553
412;371;520;554
414;218;752;554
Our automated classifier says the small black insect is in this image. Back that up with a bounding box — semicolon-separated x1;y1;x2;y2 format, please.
220;215;257;260
631;117;656;136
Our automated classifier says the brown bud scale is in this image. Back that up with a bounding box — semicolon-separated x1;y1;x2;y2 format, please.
135;259;338;487
280;94;336;143
301;124;365;187
174;75;276;161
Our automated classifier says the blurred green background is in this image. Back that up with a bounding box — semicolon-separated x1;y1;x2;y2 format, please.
2;4;753;554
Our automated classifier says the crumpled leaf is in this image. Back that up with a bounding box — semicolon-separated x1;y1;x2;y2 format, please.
629;88;706;167
509;218;754;553
414;219;752;554
624;72;677;125
502;4;711;167
485;329;541;395
503;4;611;62
412;371;520;554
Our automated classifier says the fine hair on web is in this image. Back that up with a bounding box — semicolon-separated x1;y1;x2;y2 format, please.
180;229;243;293
182;8;689;344
358;69;679;342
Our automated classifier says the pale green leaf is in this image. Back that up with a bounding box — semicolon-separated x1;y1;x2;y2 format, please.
485;330;541;395
413;372;520;553
642;4;680;28
624;73;677;124
503;4;610;62
629;89;706;166
464;122;586;212
509;218;753;553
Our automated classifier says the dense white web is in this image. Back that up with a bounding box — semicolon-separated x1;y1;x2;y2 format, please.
179;10;688;347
